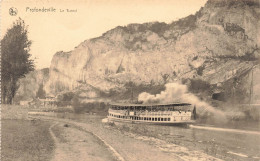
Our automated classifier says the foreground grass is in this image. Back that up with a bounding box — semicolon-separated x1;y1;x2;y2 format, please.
1;119;55;161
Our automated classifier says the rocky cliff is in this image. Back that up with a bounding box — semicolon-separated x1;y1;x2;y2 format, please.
45;0;260;103
14;68;49;102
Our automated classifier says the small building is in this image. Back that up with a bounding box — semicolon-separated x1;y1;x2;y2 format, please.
41;96;57;106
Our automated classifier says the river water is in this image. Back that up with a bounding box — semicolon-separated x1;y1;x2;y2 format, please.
53;112;259;161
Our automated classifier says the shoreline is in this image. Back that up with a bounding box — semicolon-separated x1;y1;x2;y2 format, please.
2;105;259;161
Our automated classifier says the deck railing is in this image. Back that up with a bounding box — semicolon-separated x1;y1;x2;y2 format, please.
108;109;191;116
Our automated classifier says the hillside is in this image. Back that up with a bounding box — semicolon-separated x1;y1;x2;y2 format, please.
21;0;260;105
14;68;49;102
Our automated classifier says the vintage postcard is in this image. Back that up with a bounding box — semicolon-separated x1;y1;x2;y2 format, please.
1;0;259;160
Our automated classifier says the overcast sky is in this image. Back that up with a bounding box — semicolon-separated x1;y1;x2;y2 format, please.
1;0;207;69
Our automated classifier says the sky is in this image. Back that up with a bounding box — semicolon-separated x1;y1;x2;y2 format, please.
1;0;207;69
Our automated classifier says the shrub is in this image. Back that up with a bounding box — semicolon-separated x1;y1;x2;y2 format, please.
188;79;211;94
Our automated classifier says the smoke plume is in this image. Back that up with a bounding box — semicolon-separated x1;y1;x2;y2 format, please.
138;83;227;122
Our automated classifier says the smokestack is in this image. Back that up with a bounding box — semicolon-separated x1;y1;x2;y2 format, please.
193;105;197;120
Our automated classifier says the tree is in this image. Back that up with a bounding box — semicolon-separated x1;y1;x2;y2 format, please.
1;18;34;104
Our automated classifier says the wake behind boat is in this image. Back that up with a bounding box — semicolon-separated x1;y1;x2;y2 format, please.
108;103;196;125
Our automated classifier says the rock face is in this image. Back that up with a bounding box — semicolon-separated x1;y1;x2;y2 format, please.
45;0;260;103
14;68;49;102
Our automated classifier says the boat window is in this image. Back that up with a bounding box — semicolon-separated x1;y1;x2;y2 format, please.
168;118;170;121
152;118;154;121
164;118;167;121
149;118;151;121
155;118;157;121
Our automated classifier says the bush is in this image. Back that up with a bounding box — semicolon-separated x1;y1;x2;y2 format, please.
188;79;211;94
72;96;108;114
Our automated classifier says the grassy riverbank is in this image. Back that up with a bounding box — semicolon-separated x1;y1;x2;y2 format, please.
1;105;55;161
1;119;55;161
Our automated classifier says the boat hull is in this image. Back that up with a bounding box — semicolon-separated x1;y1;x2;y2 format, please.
108;116;195;125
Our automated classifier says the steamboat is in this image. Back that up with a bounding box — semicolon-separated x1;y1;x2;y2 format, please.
108;103;196;124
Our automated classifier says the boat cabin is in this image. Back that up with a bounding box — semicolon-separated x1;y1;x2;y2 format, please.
108;103;195;124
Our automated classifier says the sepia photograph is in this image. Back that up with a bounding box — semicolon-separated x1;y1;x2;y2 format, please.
1;0;260;160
